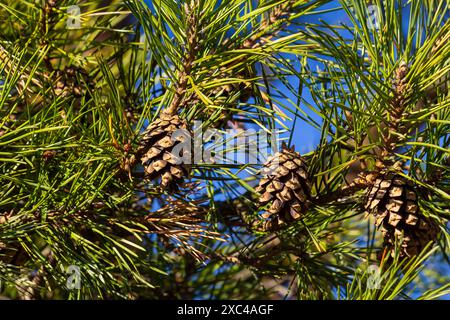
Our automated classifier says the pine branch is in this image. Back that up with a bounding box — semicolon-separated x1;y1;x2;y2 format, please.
166;0;200;116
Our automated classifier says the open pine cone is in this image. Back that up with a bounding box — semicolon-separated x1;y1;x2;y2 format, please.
255;144;311;228
53;67;93;98
365;172;439;259
137;112;191;190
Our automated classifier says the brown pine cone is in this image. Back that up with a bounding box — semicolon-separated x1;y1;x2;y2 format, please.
255;144;311;228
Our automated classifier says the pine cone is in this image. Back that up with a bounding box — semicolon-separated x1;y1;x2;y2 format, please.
365;172;439;259
137;112;191;190
214;70;253;103
390;61;410;125
255;145;311;228
204;69;253;127
53;67;92;98
430;31;450;101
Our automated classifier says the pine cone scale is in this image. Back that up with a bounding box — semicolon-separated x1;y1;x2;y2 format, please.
137;113;191;190
256;146;311;227
366;172;439;258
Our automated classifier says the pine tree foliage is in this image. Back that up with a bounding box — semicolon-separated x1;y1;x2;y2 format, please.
0;0;449;299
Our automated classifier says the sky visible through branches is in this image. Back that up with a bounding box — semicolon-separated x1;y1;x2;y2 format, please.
142;0;450;299
1;0;448;299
